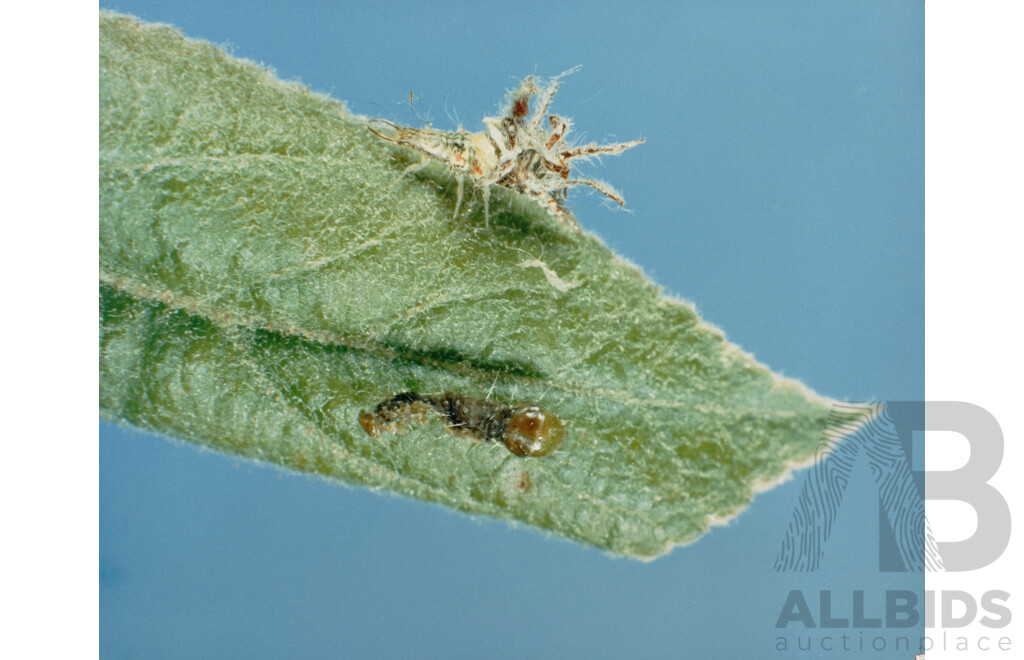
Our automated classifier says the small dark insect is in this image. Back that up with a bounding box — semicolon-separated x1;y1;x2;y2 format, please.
358;391;566;457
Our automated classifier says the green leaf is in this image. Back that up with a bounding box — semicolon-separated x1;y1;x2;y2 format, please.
99;11;862;558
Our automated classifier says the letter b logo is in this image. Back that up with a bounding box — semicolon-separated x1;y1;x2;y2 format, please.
774;401;1009;572
926;402;1010;571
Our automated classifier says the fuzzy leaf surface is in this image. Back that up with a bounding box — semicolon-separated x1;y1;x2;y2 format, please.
99;12;855;558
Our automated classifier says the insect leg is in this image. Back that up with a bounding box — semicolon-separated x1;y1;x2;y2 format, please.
545;115;572;149
564;178;626;206
481;185;490;229
527;66;580;133
528;79;561;133
561;137;646;159
506;75;541;122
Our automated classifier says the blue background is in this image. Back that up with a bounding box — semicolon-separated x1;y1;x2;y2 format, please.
100;1;924;657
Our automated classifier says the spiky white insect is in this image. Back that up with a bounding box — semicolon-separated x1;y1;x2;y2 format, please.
368;68;644;230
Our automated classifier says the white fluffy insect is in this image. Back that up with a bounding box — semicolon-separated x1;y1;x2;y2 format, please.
368;67;644;230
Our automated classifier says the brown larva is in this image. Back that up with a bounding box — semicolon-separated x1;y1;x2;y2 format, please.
357;391;566;457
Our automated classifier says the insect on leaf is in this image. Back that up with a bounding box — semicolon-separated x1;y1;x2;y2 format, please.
99;12;868;558
366;65;644;230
